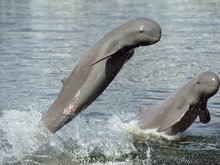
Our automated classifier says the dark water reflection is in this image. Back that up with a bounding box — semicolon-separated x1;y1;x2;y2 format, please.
0;0;220;164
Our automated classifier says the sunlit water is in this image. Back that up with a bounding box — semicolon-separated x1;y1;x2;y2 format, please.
1;0;220;164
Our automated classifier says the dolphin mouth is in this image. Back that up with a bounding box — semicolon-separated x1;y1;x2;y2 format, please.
204;85;219;91
201;86;219;98
148;34;161;44
209;86;219;94
137;34;161;47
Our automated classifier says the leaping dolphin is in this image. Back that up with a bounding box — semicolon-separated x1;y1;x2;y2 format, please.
136;71;220;135
41;18;162;133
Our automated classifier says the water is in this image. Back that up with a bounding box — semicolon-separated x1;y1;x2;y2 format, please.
1;0;220;164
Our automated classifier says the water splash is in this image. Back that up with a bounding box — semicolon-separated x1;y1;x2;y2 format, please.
0;110;134;164
123;118;182;141
0;108;186;164
0;109;42;163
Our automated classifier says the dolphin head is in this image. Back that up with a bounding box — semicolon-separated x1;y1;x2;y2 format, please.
195;71;220;99
118;18;162;48
91;18;162;66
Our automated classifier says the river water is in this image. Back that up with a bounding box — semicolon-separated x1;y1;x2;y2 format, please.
0;0;220;164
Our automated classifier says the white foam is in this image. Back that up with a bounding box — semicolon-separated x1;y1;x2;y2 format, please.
123;119;182;141
54;114;137;159
0;109;42;160
0;109;181;164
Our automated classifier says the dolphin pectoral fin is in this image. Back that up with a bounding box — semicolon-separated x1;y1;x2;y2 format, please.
90;41;135;66
90;46;134;66
124;49;134;63
139;105;150;113
157;105;189;132
90;53;115;66
90;44;121;66
199;108;210;123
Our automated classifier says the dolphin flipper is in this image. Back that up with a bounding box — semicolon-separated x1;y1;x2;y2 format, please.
90;41;122;66
90;52;117;66
157;105;189;132
199;108;210;123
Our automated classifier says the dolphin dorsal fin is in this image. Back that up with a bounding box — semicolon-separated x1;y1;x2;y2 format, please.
61;77;68;84
139;105;150;113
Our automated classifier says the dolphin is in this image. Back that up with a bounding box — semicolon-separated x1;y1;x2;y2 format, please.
136;71;220;135
41;18;162;133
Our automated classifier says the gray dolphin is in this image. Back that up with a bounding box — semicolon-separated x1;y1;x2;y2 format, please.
136;71;220;135
41;18;162;133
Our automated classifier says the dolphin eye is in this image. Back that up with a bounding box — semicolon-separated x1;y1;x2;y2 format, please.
139;25;144;33
197;81;200;84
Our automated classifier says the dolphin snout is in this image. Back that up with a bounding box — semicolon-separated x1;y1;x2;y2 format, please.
147;21;162;45
211;74;220;89
204;71;220;89
198;71;220;98
150;35;161;44
153;26;162;42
